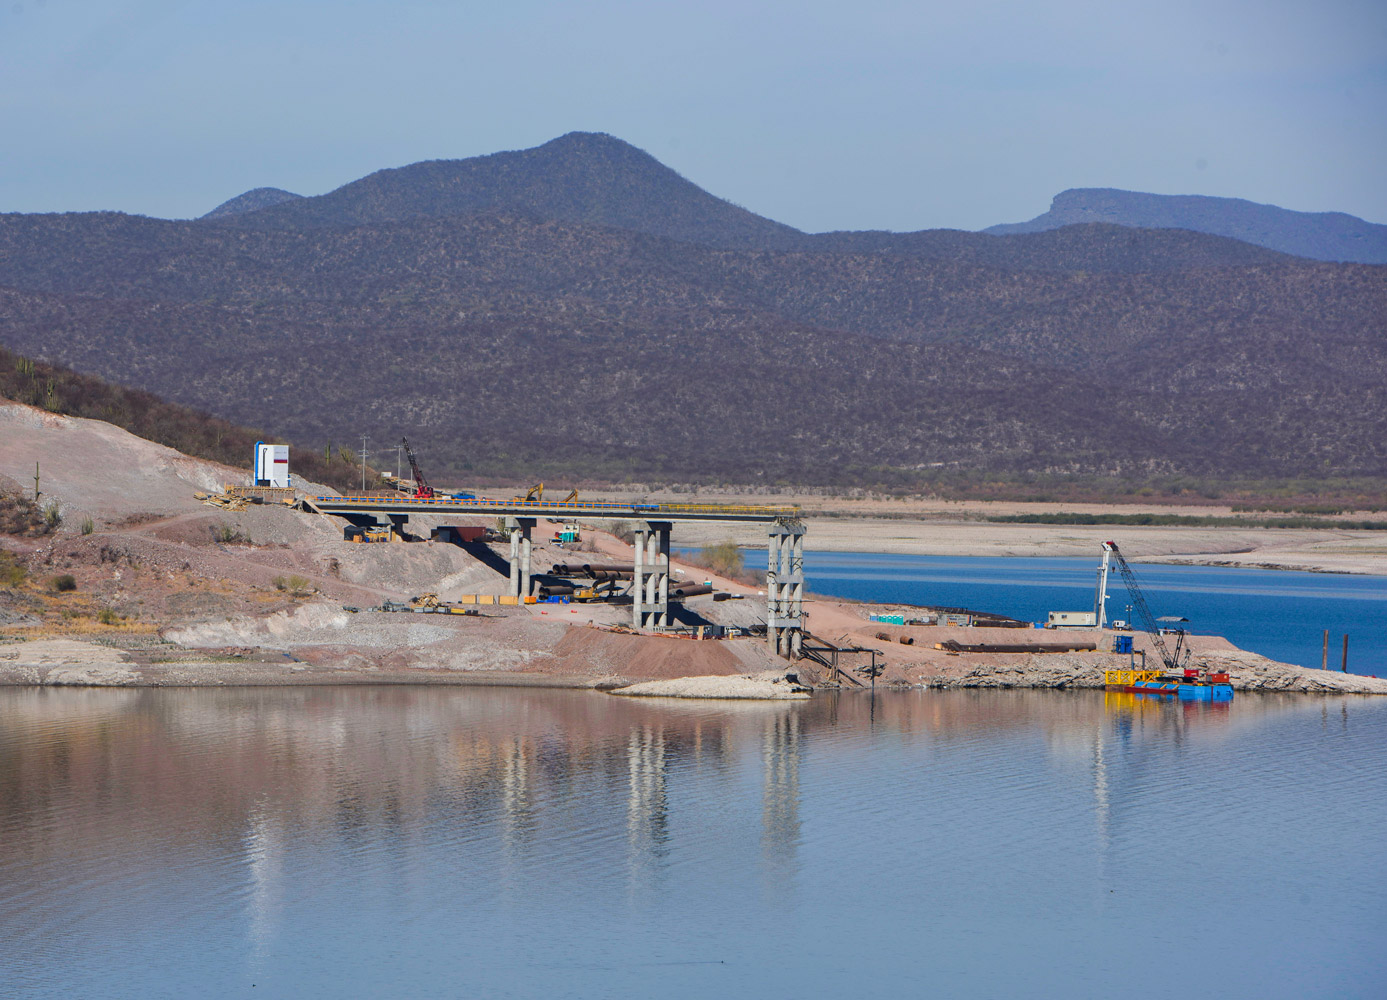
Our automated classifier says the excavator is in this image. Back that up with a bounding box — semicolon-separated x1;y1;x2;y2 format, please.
514;484;579;504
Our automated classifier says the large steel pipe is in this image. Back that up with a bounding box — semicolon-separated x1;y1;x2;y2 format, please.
670;583;714;599
549;563;638;578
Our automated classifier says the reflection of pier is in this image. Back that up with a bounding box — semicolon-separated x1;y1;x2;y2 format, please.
501;736;536;848
762;713;801;872
626;725;669;872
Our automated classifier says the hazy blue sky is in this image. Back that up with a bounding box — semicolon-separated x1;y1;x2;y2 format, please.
2;0;1384;230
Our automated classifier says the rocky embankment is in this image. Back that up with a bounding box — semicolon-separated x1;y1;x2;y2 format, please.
913;648;1387;695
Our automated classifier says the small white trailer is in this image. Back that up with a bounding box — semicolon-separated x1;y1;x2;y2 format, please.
253;442;291;488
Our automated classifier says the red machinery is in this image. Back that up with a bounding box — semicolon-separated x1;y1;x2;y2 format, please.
401;437;435;499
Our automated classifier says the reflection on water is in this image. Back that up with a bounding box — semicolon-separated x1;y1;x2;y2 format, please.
1;687;1383;999
626;724;668;886
761;712;800;883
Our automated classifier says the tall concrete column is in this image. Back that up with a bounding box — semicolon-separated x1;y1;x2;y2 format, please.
767;538;780;652
790;531;804;659
632;525;646;628
657;525;671;628
508;518;521;597
507;517;535;598
779;532;793;658
646;532;659;611
766;520;806;659
632;522;672;629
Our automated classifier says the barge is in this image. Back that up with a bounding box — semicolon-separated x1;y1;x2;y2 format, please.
1104;667;1234;702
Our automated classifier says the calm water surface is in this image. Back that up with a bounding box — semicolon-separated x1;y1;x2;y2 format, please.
784;552;1387;676
2;686;1383;998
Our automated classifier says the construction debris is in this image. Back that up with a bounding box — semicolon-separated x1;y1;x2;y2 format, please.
934;640;1099;654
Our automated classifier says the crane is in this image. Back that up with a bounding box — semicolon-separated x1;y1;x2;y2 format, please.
400;437;435;499
1102;541;1189;673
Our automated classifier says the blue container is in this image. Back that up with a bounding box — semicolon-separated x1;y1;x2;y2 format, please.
1113;635;1134;654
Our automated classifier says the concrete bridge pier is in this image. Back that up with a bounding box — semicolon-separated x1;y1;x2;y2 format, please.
632;521;672;628
767;521;805;658
506;517;536;597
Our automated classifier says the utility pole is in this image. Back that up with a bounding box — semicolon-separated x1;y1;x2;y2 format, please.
33;461;40;501
360;435;369;492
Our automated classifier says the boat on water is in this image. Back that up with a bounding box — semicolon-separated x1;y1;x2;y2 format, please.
1104;667;1234;702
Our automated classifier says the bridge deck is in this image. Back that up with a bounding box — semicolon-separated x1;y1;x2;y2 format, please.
309;495;800;523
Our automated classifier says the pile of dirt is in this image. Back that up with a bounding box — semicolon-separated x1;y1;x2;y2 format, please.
609;670;811;700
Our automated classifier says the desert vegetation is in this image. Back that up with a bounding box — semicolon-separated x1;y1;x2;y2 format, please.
0;134;1383;499
1;347;380;493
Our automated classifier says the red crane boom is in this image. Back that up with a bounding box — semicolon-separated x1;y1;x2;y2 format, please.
401;437;434;499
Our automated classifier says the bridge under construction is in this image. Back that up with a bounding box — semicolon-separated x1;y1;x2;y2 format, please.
304;494;808;657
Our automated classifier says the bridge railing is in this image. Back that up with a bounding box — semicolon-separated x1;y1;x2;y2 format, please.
315;496;800;517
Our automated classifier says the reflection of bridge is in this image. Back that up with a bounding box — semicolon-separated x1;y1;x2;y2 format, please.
307;495;807;655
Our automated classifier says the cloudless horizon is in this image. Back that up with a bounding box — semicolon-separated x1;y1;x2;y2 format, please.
2;0;1384;231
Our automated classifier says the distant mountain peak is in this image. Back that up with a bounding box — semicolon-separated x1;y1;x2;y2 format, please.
197;132;806;249
986;188;1387;264
200;187;303;220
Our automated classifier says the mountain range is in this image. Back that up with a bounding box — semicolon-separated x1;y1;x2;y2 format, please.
1;132;1383;490
987;188;1387;265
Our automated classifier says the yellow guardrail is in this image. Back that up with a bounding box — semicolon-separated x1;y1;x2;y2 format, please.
1104;669;1165;686
316;496;799;516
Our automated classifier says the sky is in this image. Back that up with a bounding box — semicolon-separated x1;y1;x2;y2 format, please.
2;0;1384;231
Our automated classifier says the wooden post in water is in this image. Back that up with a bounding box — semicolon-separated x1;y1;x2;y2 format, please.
1341;634;1349;673
1322;630;1329;670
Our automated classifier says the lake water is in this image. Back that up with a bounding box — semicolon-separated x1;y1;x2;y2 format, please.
777;551;1386;677
2;686;1384;998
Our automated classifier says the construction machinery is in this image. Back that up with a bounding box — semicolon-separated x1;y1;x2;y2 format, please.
401;437;435;499
1101;541;1232;700
516;483;544;502
1102;541;1188;673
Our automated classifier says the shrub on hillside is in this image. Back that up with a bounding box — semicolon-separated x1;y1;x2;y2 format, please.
0;494;55;537
0;551;26;588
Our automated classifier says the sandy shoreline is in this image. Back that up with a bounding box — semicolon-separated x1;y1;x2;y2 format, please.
4;614;1385;696
660;508;1387;576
